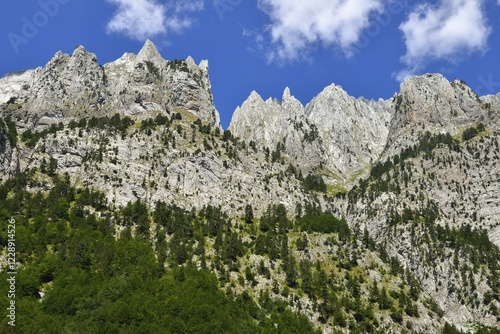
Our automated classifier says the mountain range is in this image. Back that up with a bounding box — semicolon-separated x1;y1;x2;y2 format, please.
1;40;499;333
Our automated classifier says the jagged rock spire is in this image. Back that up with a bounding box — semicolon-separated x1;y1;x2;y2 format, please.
137;39;165;65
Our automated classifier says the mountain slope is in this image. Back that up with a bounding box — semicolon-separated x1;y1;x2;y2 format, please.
0;40;219;131
1;42;499;333
229;84;391;186
229;88;325;175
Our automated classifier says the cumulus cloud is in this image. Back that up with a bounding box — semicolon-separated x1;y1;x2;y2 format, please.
257;0;385;61
106;0;204;41
396;0;490;81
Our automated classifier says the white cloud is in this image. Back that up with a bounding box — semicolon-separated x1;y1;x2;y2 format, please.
257;0;385;61
397;0;490;80
106;0;204;41
393;68;416;83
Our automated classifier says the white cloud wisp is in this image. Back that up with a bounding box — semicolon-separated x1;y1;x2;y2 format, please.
106;0;204;41
396;0;491;81
257;0;385;62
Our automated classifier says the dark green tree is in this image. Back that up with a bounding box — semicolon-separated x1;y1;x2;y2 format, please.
244;204;254;224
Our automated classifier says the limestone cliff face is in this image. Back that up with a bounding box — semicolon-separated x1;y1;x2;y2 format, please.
229;88;324;174
341;127;500;329
384;74;487;157
230;84;391;183
335;75;500;329
0;46;107;131
230;74;500;329
1;40;499;332
22;119;313;217
481;92;500;125
0;121;18;181
305;84;391;180
0;40;312;217
103;40;219;126
0;40;220;131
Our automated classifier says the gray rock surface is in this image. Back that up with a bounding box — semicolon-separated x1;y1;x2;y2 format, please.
305;84;391;181
1;40;499;332
384;74;487;157
229;88;324;174
0;40;220;131
230;84;391;185
0;123;18;181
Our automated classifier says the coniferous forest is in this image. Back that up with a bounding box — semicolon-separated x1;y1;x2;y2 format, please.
2;166;499;333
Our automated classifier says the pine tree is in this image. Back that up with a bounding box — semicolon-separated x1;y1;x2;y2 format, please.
245;204;254;224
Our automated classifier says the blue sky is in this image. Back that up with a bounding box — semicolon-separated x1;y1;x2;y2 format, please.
1;0;500;128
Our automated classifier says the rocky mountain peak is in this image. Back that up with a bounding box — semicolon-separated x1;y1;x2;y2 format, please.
249;90;263;101
1;37;499;332
72;45;91;57
230;88;323;173
67;46;99;70
385;73;485;151
230;83;391;182
185;56;196;68
303;83;390;181
451;78;487;122
324;82;344;92
198;59;209;72
321;82;346;95
281;87;304;116
136;39;164;66
1;41;221;129
236;91;264;111
282;86;291;99
46;50;70;68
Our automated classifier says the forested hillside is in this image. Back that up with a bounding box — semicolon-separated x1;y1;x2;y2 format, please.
1;42;500;333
